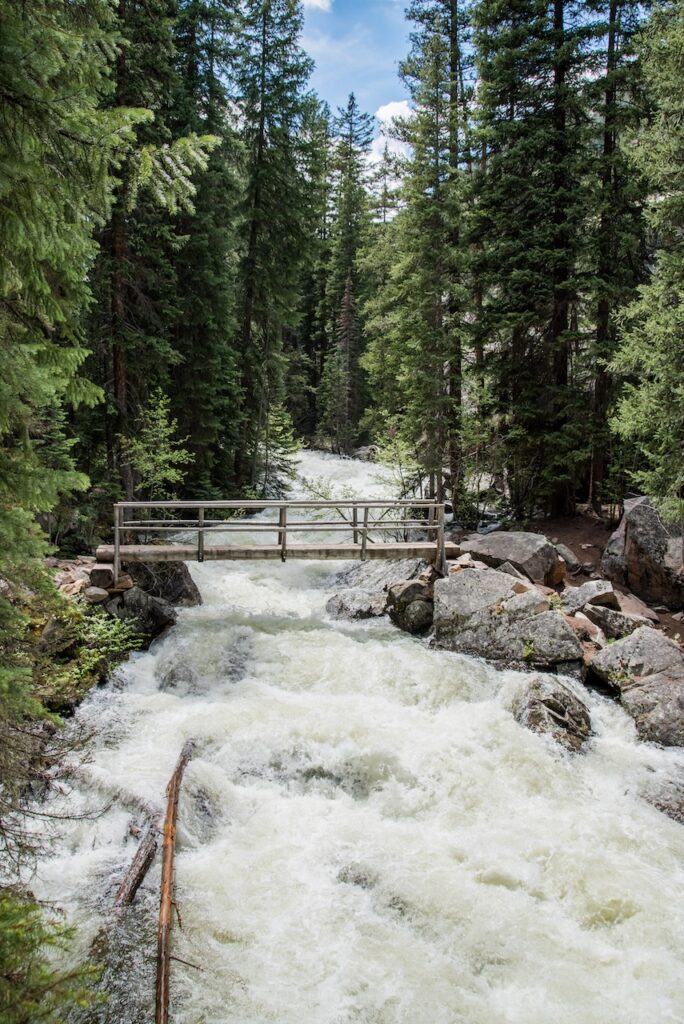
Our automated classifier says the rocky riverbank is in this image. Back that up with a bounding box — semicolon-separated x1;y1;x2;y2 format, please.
327;527;684;769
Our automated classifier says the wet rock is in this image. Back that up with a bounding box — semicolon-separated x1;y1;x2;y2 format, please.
433;569;583;668
326;589;387;620
107;586;177;643
582;604;650;639
387;579;434;635
560;579;619;615
84;586;110;604
125;561;201;607
601;497;684;611
512;675;592;752
554;543;581;575
353;445;379;462
458;531;566;586
589;627;684;746
333;558;427;593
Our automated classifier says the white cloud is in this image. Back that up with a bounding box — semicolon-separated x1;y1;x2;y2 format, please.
375;99;412;127
302;0;332;10
369;99;413;163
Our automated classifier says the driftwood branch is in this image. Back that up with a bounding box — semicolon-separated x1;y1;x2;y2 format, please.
155;740;194;1024
114;815;162;908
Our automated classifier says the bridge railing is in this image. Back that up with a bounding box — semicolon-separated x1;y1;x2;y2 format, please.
111;499;446;579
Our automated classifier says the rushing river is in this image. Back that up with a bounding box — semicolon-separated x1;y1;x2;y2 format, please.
31;451;684;1024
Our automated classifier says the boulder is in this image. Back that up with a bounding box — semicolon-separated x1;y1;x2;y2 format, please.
512;675;592;753
616;591;659;623
601;497;683;611
433;569;583;669
554;543;581;575
560;579;619;615
106;586;177;643
582;604;650;640
387;579;434;635
458;531;566;586
84;586;110;604
326;590;387;620
125;561;202;607
589;627;684;746
333;558;427;593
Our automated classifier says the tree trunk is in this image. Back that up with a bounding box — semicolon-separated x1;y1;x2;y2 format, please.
589;0;619;513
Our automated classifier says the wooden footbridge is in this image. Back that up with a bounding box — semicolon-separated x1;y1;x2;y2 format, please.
96;499;449;581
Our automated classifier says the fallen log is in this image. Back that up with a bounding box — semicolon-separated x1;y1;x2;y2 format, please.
156;740;195;1024
114;814;162;908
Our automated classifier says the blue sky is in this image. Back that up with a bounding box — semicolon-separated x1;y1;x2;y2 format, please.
302;0;412;154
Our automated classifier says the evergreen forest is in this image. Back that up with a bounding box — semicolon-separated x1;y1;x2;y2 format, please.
1;0;684;1018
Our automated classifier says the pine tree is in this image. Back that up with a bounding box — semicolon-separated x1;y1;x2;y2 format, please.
0;0;142;1014
83;0;215;501
472;0;593;516
586;0;648;509
318;93;374;451
168;0;242;496
233;0;313;492
611;2;684;546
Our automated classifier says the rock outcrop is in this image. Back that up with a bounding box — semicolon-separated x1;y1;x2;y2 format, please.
326;590;387;620
601;497;683;611
560;579;619;615
512;675;592;752
106;587;177;644
125;561;202;607
432;569;583;669
456;532;566;586
589;627;684;746
387;579;434;635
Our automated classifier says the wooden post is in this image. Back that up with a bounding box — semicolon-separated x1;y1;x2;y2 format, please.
427;504;435;542
361;507;369;560
279;506;287;562
156;741;194;1024
352;506;359;546
436;504;446;575
113;505;122;584
197;507;205;563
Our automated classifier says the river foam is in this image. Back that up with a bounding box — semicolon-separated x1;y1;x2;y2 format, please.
32;451;684;1024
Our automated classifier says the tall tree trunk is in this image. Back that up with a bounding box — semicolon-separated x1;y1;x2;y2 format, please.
589;0;619;513
549;0;572;517
237;7;268;488
446;0;464;508
112;0;134;501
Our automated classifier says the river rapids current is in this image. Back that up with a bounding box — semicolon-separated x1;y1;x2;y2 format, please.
30;451;684;1024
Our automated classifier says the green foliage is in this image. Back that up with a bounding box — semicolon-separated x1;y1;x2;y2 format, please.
610;4;684;532
121;389;193;500
0;893;97;1024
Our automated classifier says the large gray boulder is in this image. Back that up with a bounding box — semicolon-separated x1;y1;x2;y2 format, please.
582;604;650;640
560;579;619;615
601;497;683;610
458;532;565;586
387;579;434;635
433;569;583;668
332;558;427;593
125;561;202;607
590;627;684;746
512;675;592;753
326;589;387;620
106;586;177;643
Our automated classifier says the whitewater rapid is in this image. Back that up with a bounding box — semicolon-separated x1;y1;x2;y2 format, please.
33;451;684;1024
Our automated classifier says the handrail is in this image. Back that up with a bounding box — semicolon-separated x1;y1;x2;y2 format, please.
111;498;446;581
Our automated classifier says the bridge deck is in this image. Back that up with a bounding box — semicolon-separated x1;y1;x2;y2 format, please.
97;542;457;564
